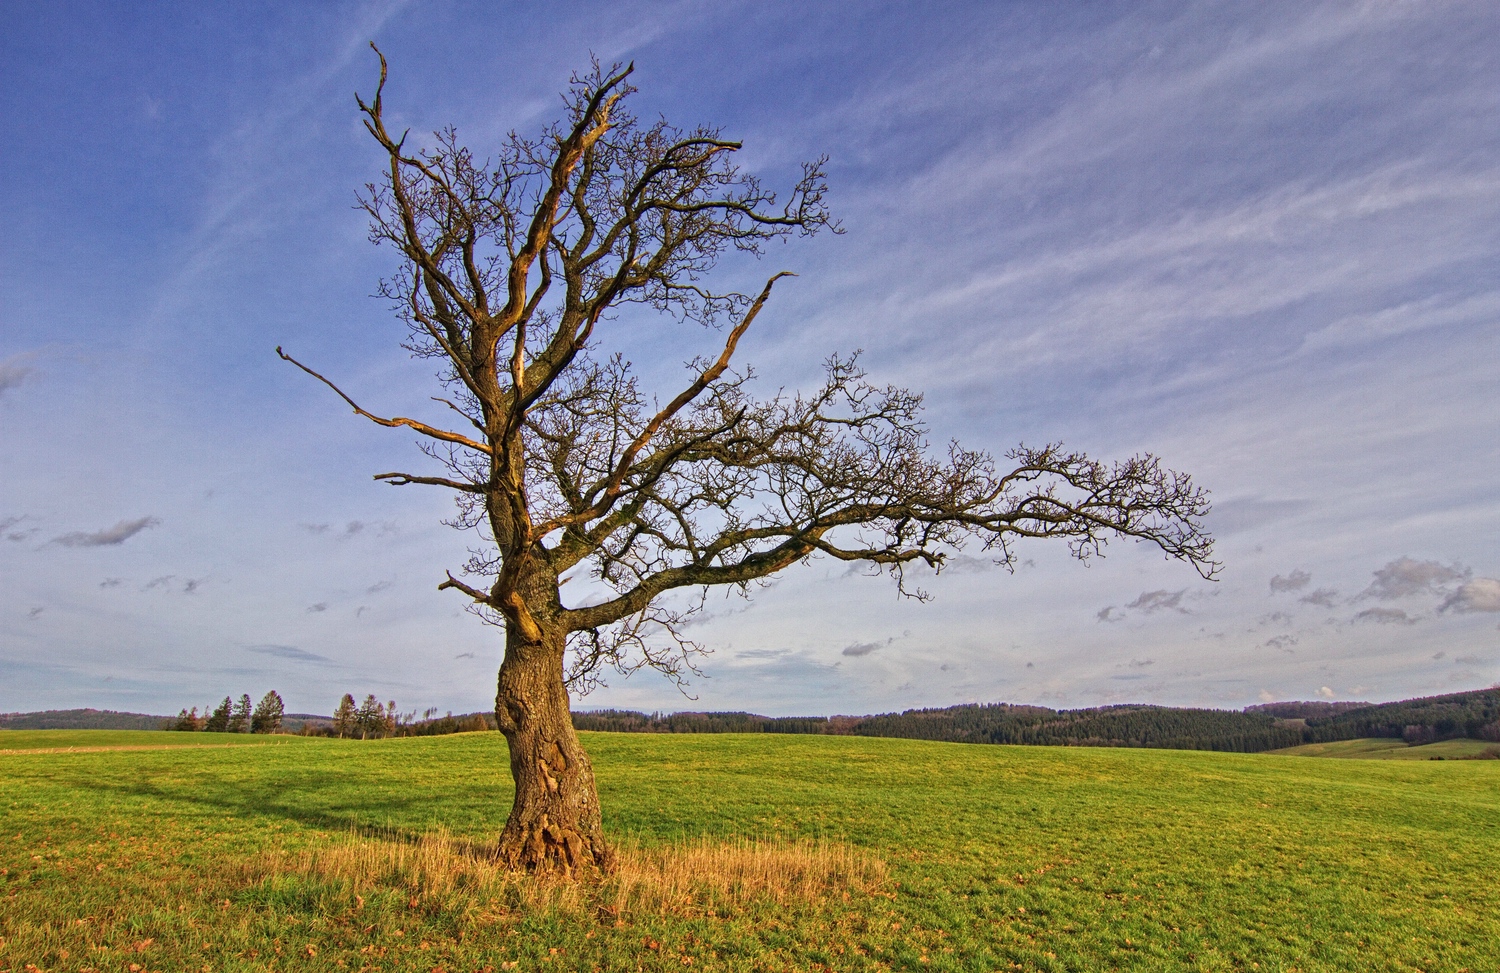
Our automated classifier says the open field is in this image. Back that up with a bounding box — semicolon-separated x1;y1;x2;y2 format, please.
2;732;1497;971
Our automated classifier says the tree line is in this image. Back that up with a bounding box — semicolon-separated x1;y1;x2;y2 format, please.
570;688;1500;753
301;696;491;739
168;691;283;733
161;687;1500;752
572;703;1302;752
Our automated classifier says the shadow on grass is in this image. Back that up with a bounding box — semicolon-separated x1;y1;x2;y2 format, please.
84;768;502;849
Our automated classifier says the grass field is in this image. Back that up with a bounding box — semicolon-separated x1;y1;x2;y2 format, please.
2;731;1497;972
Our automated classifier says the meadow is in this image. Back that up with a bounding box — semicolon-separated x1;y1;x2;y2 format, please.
2;730;1497;972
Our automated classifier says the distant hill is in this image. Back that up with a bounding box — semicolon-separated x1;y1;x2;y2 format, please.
11;688;1497;754
1300;688;1500;745
575;688;1500;754
0;709;171;731
0;709;338;733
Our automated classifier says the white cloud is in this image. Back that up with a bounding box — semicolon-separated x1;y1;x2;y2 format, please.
1317;686;1336;700
1440;578;1500;613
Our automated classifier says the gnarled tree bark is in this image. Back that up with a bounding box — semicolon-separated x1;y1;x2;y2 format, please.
494;627;609;871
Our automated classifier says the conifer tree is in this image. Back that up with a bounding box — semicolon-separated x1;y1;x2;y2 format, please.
251;691;284;734
204;696;232;733
229;693;252;733
355;694;384;739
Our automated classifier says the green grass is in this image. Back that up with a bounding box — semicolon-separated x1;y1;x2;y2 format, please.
2;731;1497;971
1269;737;1500;760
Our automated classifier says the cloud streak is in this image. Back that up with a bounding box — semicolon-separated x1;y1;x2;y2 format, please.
246;644;334;665
1353;607;1416;626
51;516;161;548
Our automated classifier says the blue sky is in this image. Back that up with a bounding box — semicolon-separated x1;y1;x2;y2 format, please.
2;0;1497;718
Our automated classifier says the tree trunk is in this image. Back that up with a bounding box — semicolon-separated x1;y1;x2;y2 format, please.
493;628;611;874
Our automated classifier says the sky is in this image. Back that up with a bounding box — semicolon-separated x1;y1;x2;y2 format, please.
2;0;1498;719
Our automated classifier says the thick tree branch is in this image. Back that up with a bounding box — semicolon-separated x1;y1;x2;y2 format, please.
374;471;486;493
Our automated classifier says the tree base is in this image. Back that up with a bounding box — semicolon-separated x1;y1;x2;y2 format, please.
499;812;612;875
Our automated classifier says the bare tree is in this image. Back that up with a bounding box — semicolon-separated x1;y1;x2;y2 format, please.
280;48;1216;873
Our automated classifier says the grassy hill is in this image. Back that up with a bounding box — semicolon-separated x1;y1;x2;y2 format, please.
2;730;1496;971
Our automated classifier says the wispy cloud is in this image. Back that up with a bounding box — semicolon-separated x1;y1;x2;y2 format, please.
1125;589;1188;614
1299;588;1339;608
1269;570;1311;593
1361;557;1469;601
0;355;33;398
1353;607;1417;626
299;520;396;539
842;637;895;658
51;516;160;547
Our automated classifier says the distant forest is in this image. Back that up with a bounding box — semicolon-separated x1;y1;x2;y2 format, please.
574;688;1500;754
6;689;1497;754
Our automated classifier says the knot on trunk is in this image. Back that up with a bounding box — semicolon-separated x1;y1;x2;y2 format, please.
538;740;567;793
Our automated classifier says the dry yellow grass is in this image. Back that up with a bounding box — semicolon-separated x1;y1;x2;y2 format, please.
251;828;887;919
